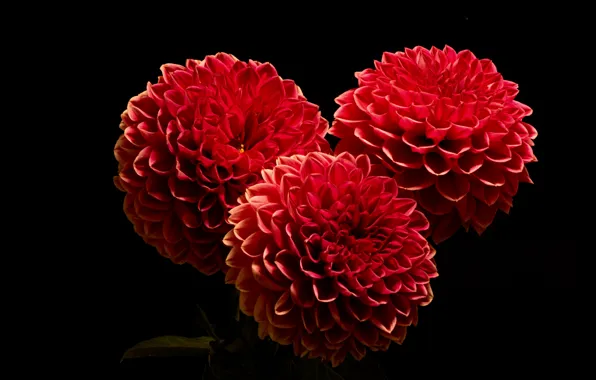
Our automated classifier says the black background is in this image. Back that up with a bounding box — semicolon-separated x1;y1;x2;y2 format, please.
96;9;579;376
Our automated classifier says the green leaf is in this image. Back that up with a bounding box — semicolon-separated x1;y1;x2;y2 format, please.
121;336;214;362
196;305;220;340
223;337;245;353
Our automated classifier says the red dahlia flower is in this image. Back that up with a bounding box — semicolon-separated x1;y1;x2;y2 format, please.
330;46;537;243
223;152;438;367
114;53;330;275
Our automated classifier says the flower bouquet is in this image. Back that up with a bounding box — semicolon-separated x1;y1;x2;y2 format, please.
115;48;536;378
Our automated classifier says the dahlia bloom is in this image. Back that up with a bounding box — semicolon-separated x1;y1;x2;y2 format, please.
223;152;438;366
330;46;537;243
114;53;330;275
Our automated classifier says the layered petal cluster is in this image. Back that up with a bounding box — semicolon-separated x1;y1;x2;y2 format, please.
224;152;438;366
114;53;330;275
330;46;537;243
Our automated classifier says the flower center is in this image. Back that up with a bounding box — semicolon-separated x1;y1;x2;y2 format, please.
230;137;245;153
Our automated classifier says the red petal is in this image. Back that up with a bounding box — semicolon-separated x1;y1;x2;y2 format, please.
204;55;229;74
274;291;294;316
239;291;259;316
426;117;451;141
252;259;286;292
275;249;302;281
382;137;423;169
198;192;217;211
290;279;315;308
384;274;404;293
300;255;327;279
431;211;461;243
325;325;351;345
174;201;200;228
457;152;484;174
393;198;417;215
242;230;269;258
437;138;471;158
423;151;451;175
503;131;522;147
133;146;152;177
417;186;453;215
486;120;509;140
402;131;436;154
371;279;392;295
354;322;379;346
146;175;172;202
399;273;417;292
258;76;284;106
436;171;470;202
397;115;426;134
518;166;533;184
163;89;184;116
128;95;158;122
301;331;320;350
485;141;512;163
371;304;397;334
228;203;253;225
301;308;317;334
474;162;505;186
455;195;476;223
335;89;355;106
446;119;476;139
517;142;535;162
300;155;326;181
355;154;372;177
235;266;259;292
256;203;279;234
367;101;392;126
313;278;339;302
267;302;298;329
329;161;349;185
225;267;241;284
408;210;430;231
483;186;501;206
502;172;520;196
162;214;183;243
148;149;175;175
256;62;278;79
253;292;269;322
355;124;385;148
233;218;257;241
168;176;200;202
314;303;335;331
523;122;538;139
225;245;252;268
270;210;288;247
343;296;372;322
394;168;436;190
503;152;524;173
328;301;356;331
334;102;369;123
473;202;498;229
471;132;489;152
353;86;374;111
391;294;411;317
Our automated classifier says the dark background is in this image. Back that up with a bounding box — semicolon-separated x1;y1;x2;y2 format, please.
96;9;579;376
